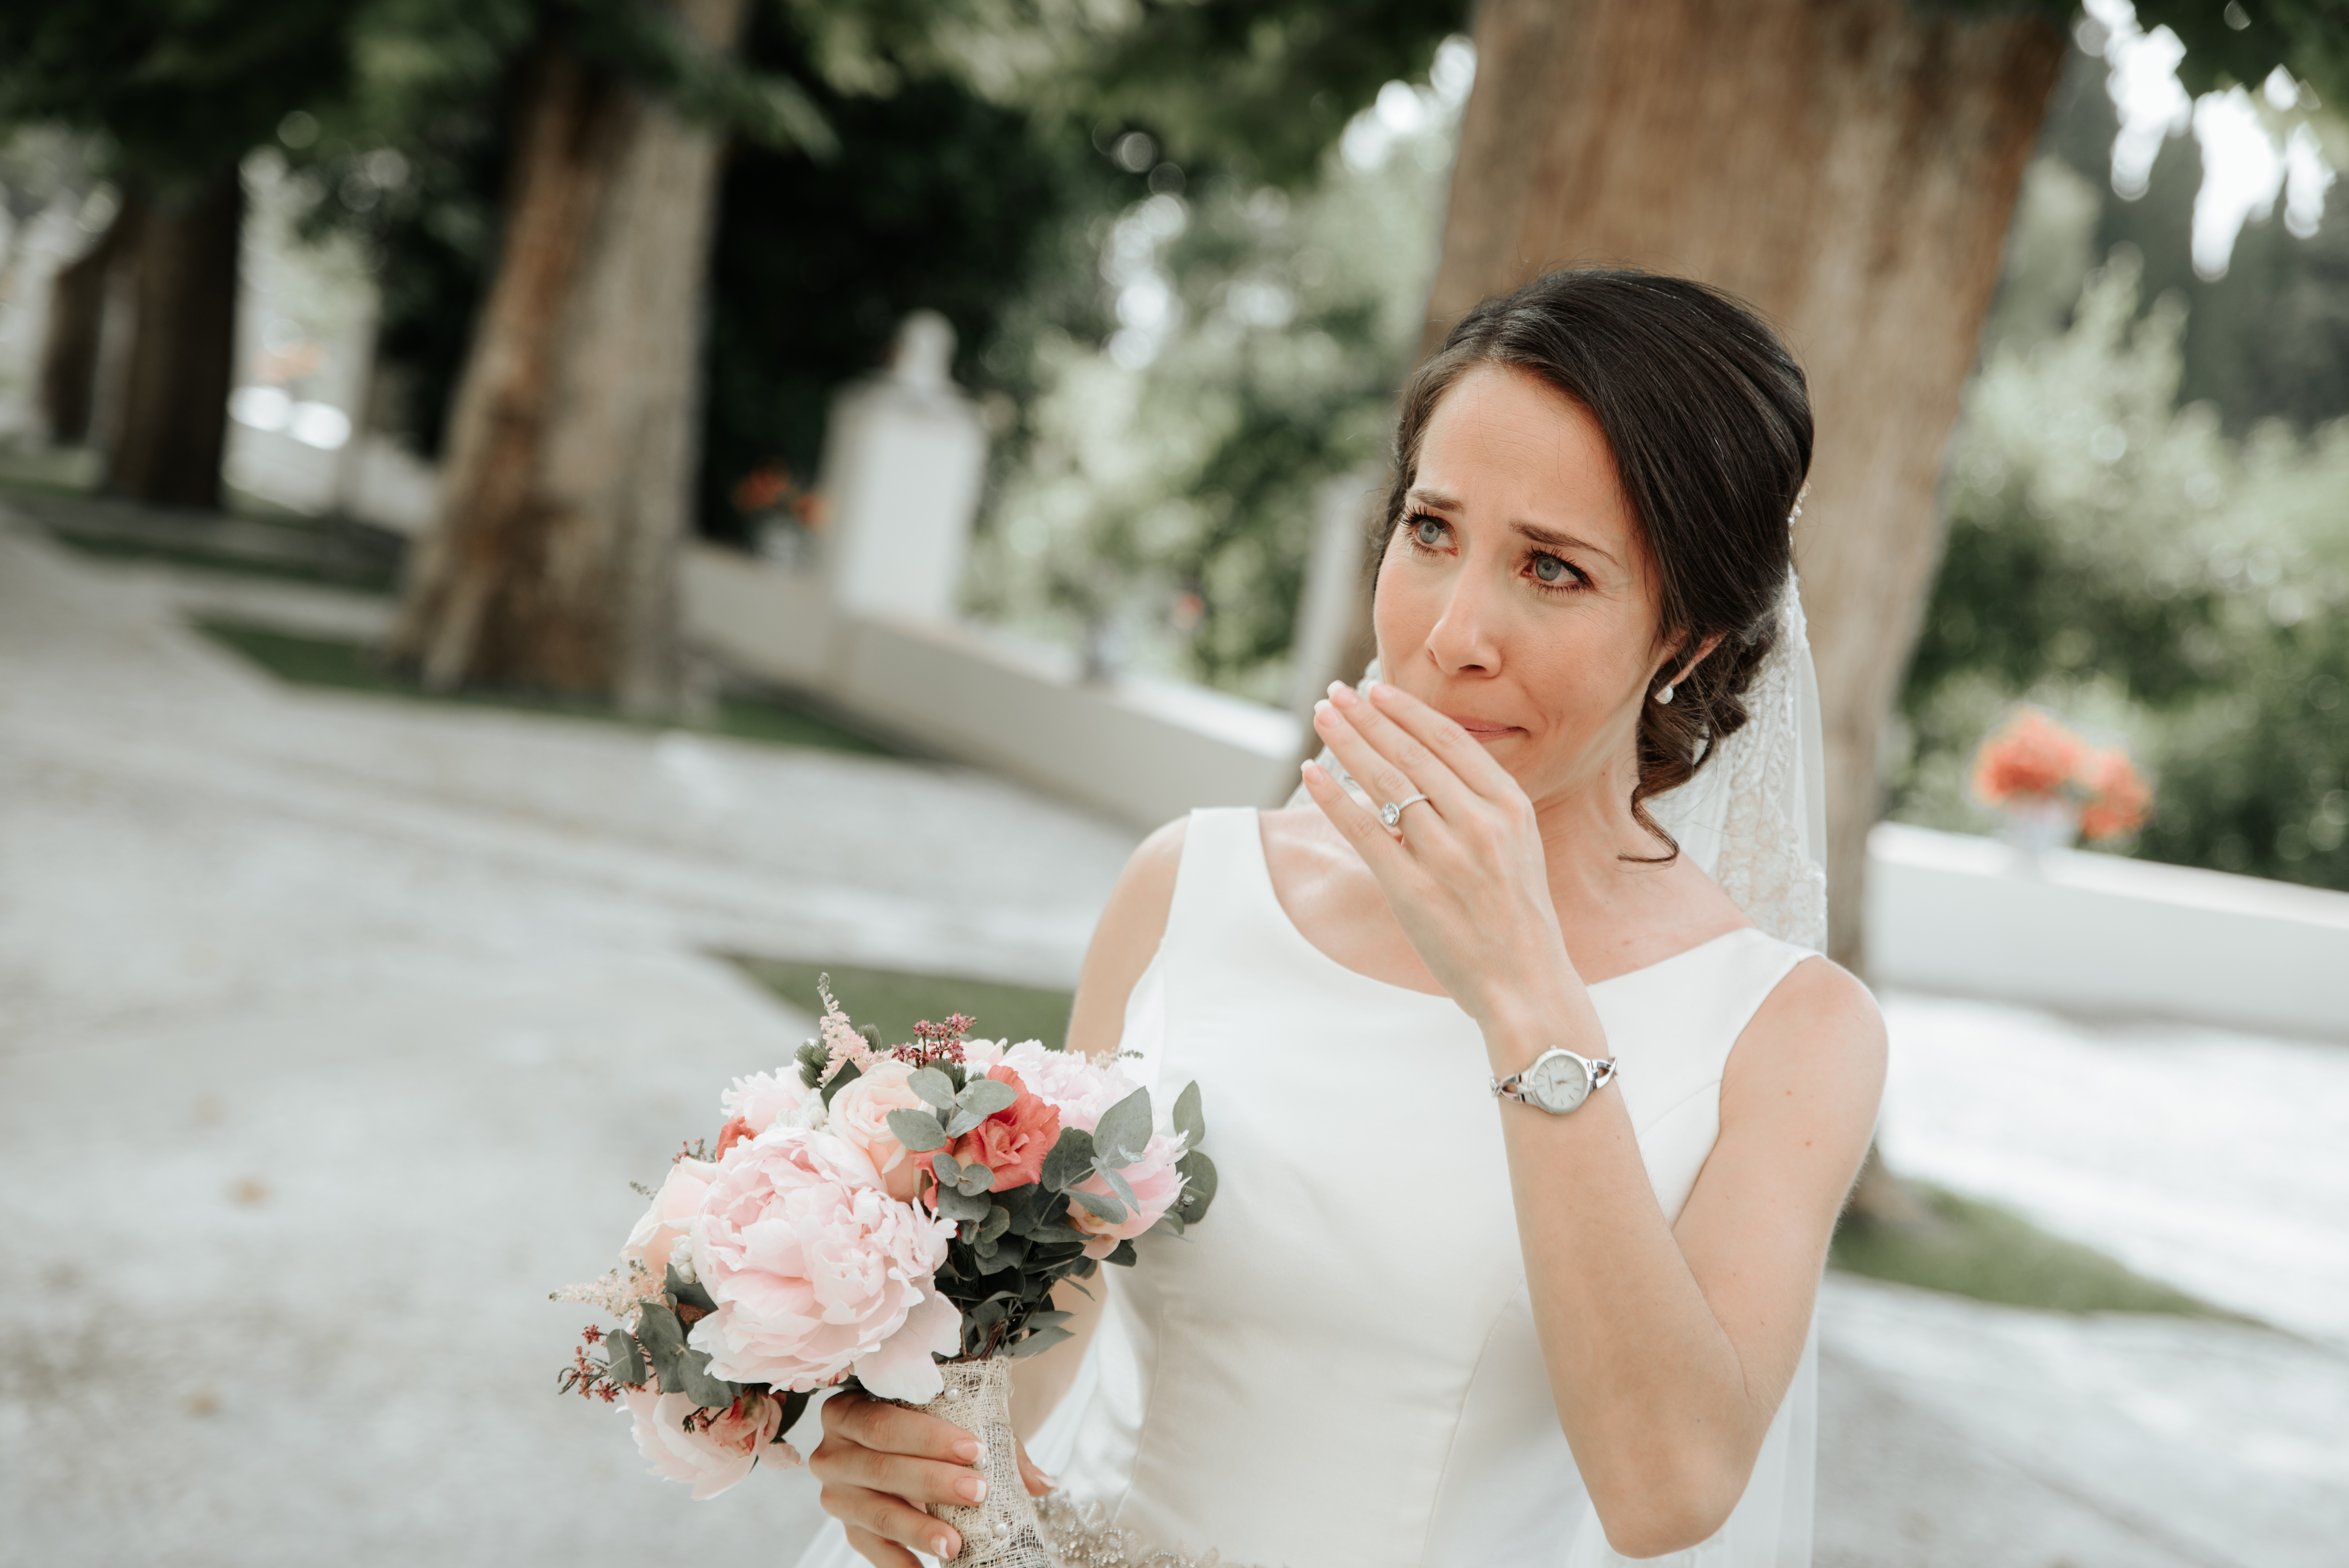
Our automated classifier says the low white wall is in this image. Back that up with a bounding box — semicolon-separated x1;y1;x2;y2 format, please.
1866;821;2349;1042
678;542;1300;827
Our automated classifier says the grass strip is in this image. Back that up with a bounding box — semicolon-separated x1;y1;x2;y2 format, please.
1830;1180;2241;1320
726;956;1076;1056
194;618;900;759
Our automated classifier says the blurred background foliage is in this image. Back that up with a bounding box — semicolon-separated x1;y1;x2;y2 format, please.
1890;46;2349;892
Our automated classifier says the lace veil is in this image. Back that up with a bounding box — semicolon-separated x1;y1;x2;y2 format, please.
1291;570;1829;952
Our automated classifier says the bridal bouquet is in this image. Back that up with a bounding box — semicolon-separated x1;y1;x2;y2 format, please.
555;979;1214;1554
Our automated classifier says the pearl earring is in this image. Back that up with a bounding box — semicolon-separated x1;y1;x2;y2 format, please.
1656;682;1675;705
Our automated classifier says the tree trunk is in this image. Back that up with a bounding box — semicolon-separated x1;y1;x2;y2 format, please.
104;172;243;508
389;0;744;713
39;192;149;446
1426;0;2066;974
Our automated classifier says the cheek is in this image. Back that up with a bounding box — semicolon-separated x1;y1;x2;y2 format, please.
1371;539;1434;656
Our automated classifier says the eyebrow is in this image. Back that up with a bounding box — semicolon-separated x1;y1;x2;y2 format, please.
1407;488;1622;567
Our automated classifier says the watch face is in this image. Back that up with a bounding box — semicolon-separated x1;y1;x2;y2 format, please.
1526;1052;1593;1113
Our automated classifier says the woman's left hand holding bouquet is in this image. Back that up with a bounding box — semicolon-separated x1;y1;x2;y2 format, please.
811;1395;1056;1567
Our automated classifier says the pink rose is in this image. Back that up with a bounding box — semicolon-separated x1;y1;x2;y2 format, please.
826;1060;933;1202
979;1041;1139;1133
721;1069;811;1139
623;1157;716;1281
1068;1130;1187;1260
687;1128;960;1401
620;1386;788;1499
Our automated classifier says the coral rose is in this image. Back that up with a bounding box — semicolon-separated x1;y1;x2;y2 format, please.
686;1127;959;1401
1971;707;2087;805
620;1386;788;1499
1067;1129;1187;1260
921;1067;1060;1192
623;1157;716;1282
826;1059;932;1202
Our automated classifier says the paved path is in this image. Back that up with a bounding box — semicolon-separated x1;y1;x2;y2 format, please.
3;512;2342;1567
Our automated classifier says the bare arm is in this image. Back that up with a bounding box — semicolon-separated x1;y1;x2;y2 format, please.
813;819;1186;1564
1011;816;1187;1437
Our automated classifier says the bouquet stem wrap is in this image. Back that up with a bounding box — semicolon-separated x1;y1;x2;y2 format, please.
905;1360;1057;1568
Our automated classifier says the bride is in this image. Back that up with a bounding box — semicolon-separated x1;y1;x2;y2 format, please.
799;268;1886;1566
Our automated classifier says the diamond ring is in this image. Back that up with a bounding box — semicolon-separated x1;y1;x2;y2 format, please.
1379;793;1431;828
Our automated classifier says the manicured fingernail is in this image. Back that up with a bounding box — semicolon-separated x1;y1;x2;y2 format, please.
953;1438;983;1463
1038;1470;1059;1490
959;1474;988;1502
1328;681;1356;707
934;1535;958;1558
1313;699;1334;723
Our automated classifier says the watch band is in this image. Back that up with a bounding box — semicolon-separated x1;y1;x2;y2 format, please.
1491;1048;1617;1110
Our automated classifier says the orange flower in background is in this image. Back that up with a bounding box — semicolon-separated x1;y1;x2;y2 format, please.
1970;706;2089;805
732;461;790;515
2078;748;2152;841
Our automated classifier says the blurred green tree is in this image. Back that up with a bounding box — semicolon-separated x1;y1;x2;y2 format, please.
0;2;360;506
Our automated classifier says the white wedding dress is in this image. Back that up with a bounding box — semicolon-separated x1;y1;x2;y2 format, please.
794;577;1832;1568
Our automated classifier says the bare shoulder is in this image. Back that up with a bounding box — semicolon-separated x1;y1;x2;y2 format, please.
1062;817;1189;1059
1720;953;1887;1133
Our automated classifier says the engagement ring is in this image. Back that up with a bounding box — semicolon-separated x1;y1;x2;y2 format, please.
1380;793;1431;827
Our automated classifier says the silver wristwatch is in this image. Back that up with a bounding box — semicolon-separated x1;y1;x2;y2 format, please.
1491;1047;1617;1114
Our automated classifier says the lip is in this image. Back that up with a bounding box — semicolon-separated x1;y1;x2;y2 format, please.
1444;714;1524;739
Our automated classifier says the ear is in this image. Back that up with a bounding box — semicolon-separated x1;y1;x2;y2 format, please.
1659;631;1729;690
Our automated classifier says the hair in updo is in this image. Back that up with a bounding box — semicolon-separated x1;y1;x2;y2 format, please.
1380;267;1813;861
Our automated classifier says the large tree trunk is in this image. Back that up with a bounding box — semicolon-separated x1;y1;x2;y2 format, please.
389;0;744;713
105;172;243;508
39;192;149;446
1426;0;2066;975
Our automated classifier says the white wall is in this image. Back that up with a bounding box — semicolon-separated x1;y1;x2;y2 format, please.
1867;821;2349;1042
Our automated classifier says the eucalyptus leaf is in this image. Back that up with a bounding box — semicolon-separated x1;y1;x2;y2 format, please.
1092;1087;1152;1168
1148;1210;1186;1239
1172;1080;1206;1148
977;1205;1012;1244
1104;1238;1140;1267
605;1329;647;1385
954;1162;996;1196
634;1302;740;1408
944;1108;985;1138
1005;1324;1073;1358
1041;1128;1096;1191
907;1067;957;1111
1067;1187;1126;1223
935;1186;991;1222
1025;1221;1085;1245
820;1058;862;1109
665;1262;715;1316
1091;1158;1140;1214
886;1107;948;1153
957;1077;1018;1119
1176;1149;1218;1223
932;1151;965;1187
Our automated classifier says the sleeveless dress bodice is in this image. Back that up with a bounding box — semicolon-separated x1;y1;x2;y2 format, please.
796;807;1821;1568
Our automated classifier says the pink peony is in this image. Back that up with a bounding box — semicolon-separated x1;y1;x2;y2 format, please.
687;1128;960;1401
624;1157;716;1281
1067;1129;1187;1260
968;1040;1139;1133
826;1059;933;1202
620;1386;789;1500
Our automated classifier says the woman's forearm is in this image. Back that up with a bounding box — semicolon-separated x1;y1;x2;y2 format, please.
1480;980;1764;1556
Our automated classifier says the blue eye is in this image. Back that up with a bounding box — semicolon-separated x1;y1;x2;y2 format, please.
1533;555;1566;583
1414;516;1445;547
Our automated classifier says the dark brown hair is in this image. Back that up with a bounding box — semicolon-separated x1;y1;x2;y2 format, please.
1381;267;1812;859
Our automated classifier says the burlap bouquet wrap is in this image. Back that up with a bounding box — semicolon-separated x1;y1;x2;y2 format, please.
904;1361;1057;1568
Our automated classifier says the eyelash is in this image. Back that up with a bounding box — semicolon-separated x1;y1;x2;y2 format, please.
1401;511;1590;595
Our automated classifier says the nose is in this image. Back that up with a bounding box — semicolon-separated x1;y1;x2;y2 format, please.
1424;567;1504;677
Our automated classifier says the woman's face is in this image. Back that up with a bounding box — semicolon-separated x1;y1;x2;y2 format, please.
1372;362;1672;809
